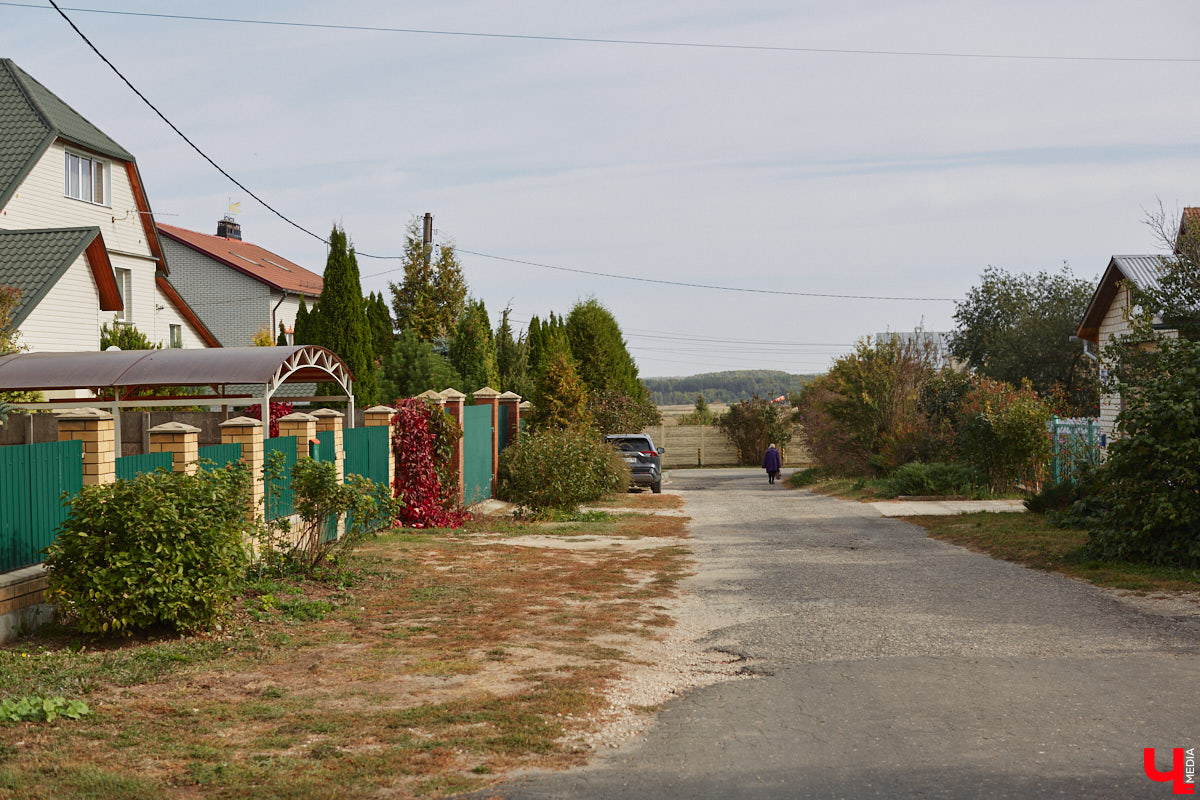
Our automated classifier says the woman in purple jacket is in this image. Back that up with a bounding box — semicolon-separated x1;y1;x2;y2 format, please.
762;444;782;484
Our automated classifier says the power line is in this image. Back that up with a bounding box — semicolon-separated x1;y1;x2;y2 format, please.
10;3;1200;64
453;249;958;302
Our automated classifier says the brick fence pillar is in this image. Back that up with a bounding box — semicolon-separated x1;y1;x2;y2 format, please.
219;416;264;519
498;391;522;448
440;389;466;505
363;405;396;490
57;408;115;485
417;389;445;408
311;408;345;484
148;421;200;475
277;412;317;464
472;387;500;485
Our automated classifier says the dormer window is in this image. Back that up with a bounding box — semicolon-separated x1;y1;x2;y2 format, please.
64;151;107;205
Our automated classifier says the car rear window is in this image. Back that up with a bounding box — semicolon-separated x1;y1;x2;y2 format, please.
608;437;652;452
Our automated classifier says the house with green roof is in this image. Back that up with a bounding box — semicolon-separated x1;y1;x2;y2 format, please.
0;58;217;357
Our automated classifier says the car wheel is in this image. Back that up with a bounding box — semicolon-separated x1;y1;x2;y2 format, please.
651;480;662;494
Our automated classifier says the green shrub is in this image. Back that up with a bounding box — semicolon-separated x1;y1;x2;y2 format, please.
1085;337;1200;565
883;461;985;497
1024;479;1082;514
955;378;1052;491
44;466;253;635
496;428;629;513
717;395;793;466
787;467;822;487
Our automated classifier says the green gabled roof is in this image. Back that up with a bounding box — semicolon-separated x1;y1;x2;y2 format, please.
0;58;135;209
0;227;104;327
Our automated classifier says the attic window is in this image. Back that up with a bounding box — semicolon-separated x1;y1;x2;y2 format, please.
64;151;107;206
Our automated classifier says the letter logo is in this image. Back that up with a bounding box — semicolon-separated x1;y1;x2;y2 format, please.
1145;748;1196;795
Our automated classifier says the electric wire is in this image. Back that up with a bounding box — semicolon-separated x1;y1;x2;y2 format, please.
10;3;1200;63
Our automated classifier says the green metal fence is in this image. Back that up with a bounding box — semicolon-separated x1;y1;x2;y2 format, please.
344;426;390;486
1048;417;1100;483
115;451;172;481
0;440;83;572
498;404;511;453
198;443;242;472
264;436;298;520
313;430;338;542
463;404;493;505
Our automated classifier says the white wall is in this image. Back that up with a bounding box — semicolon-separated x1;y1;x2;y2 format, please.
17;252;101;352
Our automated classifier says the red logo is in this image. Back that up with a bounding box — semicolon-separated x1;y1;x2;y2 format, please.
1144;748;1196;795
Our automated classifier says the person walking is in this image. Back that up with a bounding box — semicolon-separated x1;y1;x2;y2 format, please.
763;443;782;484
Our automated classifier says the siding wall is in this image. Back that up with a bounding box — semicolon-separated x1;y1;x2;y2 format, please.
161;237;269;347
1096;285;1131;443
17;252;101;351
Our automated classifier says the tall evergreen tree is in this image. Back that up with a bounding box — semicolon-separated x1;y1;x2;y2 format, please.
531;351;590;431
378;329;463;403
310;225;376;407
293;296;312;345
565;298;647;401
448;298;499;393
366;291;393;362
388;218;468;341
495;306;532;399
276;321;289;346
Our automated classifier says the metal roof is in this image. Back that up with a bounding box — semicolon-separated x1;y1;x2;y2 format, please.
0;345;351;392
1109;255;1165;292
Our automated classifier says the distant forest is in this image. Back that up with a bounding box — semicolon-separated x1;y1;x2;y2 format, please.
644;370;817;405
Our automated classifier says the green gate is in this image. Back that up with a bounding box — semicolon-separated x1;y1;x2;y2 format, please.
0;440;83;572
345;426;390;486
463;404;493;505
115;451;172;481
314;430;338;542
1049;417;1100;483
264;436;298;520
498;404;511;453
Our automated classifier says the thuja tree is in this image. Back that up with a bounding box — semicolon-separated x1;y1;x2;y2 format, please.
448;297;499;393
495;306;532;398
377;329;461;403
310;225;376;407
530;351;589;431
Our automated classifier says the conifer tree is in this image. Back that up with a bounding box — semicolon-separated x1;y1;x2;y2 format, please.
366;291;393;362
388;218;468;342
310;225;376;407
565;298;647;401
531;351;590;431
448;298;499;393
378;330;462;403
293;297;312;345
496;307;532;398
276;321;289;346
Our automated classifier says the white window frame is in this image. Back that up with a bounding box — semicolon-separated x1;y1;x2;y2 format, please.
113;267;132;321
64;151;109;206
169;324;182;349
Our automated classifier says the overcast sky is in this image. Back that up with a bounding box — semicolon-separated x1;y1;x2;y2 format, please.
6;1;1199;377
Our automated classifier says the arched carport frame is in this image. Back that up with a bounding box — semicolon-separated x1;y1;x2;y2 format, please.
0;345;355;449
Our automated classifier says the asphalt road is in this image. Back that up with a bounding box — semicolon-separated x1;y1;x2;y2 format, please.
471;468;1200;799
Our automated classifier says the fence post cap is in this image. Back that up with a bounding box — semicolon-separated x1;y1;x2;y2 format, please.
276;412;318;422
364;405;395;414
472;386;500;400
310;408;344;418
55;407;113;420
219;415;262;427
439;388;467;402
416;390;445;402
497;391;522;401
149;421;201;434
518;401;532;410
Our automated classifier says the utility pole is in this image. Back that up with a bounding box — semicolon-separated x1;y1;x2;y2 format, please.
422;212;433;268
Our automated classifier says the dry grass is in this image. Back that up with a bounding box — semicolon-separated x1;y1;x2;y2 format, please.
589;493;684;511
0;512;691;800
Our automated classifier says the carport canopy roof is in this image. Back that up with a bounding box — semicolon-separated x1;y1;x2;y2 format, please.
0;345;352;393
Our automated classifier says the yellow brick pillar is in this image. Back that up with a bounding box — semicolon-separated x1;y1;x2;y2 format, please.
311;408;345;483
363;405;396;492
473;386;501;485
277;412;317;464
498;391;522;447
148;421;200;475
440;389;466;505
219;416;263;519
57;408;115;485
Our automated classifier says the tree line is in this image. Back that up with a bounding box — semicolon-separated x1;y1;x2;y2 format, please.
644;370;815;405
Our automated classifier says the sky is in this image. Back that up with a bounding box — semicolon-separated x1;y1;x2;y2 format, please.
4;1;1199;378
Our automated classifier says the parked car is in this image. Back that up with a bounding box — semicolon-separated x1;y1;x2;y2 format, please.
605;433;665;493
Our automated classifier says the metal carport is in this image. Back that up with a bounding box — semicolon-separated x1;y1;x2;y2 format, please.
0;345;355;449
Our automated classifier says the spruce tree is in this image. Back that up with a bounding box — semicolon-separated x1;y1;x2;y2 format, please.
496;306;532;399
310;225;376;407
388;218;468;342
378;329;462;403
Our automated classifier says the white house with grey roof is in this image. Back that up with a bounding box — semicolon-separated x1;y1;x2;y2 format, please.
0;58;217;357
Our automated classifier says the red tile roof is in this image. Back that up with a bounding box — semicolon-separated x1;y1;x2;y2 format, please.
157;223;323;296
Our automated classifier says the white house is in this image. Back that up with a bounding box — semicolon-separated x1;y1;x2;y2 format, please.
0;58;217;354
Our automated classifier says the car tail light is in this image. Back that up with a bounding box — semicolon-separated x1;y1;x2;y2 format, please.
640;451;656;456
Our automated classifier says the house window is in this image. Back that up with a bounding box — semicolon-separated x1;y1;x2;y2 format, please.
114;267;132;321
169;324;182;348
64;151;107;205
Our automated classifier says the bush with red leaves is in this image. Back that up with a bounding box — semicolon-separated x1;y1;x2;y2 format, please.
243;401;294;438
390;398;467;528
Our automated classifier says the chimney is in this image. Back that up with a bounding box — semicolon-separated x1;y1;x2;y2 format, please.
217;216;242;240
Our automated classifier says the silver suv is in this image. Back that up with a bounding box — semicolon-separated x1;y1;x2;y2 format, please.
605;434;665;494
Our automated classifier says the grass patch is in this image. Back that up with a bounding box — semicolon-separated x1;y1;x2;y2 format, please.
1;507;691;799
911;512;1200;594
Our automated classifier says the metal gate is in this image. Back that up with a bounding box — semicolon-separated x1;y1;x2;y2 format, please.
0;439;83;572
344;426;390;486
462;404;493;505
498;404;510;453
1049;417;1100;483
